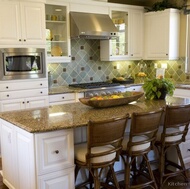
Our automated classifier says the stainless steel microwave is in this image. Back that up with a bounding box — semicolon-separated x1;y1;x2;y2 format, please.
0;48;46;80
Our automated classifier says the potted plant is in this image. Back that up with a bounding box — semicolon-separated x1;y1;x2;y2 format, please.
142;76;175;100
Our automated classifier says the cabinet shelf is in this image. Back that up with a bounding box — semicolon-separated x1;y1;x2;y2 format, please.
46;20;66;24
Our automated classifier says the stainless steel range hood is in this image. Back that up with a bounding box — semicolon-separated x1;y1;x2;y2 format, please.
70;12;118;39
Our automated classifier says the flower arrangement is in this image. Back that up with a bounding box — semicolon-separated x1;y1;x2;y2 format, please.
142;76;175;100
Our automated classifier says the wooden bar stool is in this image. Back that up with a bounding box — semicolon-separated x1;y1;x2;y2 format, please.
155;104;190;189
74;115;129;189
121;108;164;189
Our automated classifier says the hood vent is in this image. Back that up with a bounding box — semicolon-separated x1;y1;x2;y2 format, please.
70;12;118;39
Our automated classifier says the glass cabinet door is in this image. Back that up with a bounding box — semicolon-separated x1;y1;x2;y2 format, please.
45;4;71;63
111;11;128;56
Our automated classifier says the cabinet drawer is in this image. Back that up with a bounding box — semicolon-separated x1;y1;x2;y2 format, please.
35;129;74;175
49;93;75;103
0;88;48;100
0;80;48;92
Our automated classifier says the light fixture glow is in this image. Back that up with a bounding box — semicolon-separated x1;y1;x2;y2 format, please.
55;8;62;12
49;112;66;117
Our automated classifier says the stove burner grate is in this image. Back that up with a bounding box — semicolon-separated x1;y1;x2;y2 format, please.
69;82;120;89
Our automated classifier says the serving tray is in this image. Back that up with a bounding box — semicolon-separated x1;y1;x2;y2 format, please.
79;91;144;108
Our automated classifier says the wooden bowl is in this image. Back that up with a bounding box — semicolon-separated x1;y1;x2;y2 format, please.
79;91;144;108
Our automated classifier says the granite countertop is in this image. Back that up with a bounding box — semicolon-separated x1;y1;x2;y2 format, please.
0;96;190;133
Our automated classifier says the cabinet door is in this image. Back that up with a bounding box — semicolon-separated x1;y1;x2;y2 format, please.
128;10;143;58
1;121;16;188
38;168;75;189
20;2;46;45
26;96;49;109
144;9;180;60
45;3;71;63
0;1;21;45
100;8;143;61
0;99;25;112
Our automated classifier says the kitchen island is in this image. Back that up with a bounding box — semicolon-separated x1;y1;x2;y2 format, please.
0;96;190;189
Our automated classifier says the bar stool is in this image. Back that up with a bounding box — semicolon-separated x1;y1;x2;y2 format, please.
121;108;164;189
74;115;129;189
155;104;190;189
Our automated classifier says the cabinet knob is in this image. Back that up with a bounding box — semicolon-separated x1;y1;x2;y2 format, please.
24;39;26;42
6;86;8;89
62;97;65;99
22;102;25;104
27;101;29;103
131;54;133;56
40;83;43;86
188;149;190;152
19;39;21;41
7;94;9;97
40;91;43;94
166;53;168;56
55;150;59;154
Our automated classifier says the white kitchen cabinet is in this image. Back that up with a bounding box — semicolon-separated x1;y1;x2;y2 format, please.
0;79;49;112
0;0;46;46
144;8;180;60
45;1;71;63
1;120;36;189
49;93;75;105
173;88;190;167
100;7;144;61
0;96;49;112
0;119;75;189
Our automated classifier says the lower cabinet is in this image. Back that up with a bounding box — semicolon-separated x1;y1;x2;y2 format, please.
0;96;49;112
0;119;75;189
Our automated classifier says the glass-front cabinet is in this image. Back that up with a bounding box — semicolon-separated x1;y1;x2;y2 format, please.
45;3;71;63
100;7;144;61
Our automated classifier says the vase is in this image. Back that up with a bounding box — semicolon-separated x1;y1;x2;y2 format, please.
158;88;167;100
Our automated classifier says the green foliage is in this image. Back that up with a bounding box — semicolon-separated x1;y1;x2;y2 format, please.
145;0;182;12
142;78;175;100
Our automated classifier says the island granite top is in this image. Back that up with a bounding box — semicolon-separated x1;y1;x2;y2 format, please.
0;96;190;133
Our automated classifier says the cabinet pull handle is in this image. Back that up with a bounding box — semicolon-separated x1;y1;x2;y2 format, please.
188;149;190;151
55;150;59;154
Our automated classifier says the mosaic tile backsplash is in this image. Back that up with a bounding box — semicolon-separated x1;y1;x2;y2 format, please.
48;39;190;87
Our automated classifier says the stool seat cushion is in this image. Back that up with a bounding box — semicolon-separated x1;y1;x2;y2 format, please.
156;127;182;142
122;134;150;151
75;143;116;163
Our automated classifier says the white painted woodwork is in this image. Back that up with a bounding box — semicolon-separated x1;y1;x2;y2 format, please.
144;9;180;60
0;1;46;46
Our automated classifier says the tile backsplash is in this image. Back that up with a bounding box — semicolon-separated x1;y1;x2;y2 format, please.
48;39;190;87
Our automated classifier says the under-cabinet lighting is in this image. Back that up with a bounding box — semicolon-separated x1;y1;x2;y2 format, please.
49;112;66;117
55;8;62;12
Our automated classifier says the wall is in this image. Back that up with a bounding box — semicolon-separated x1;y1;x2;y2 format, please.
48;39;190;88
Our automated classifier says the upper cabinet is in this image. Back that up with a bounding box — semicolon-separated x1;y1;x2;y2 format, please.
0;1;46;47
45;2;71;63
100;7;144;61
144;9;180;60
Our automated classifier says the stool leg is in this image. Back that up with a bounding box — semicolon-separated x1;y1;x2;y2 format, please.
176;145;189;181
159;146;165;188
125;156;131;189
109;164;120;189
93;169;100;189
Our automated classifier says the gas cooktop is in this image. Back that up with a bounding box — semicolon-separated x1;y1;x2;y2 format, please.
69;82;121;89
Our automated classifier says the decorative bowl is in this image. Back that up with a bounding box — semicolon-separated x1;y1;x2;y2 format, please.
79;91;144;108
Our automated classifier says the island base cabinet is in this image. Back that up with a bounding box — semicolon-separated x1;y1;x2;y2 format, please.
1;120;36;189
38;167;75;189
